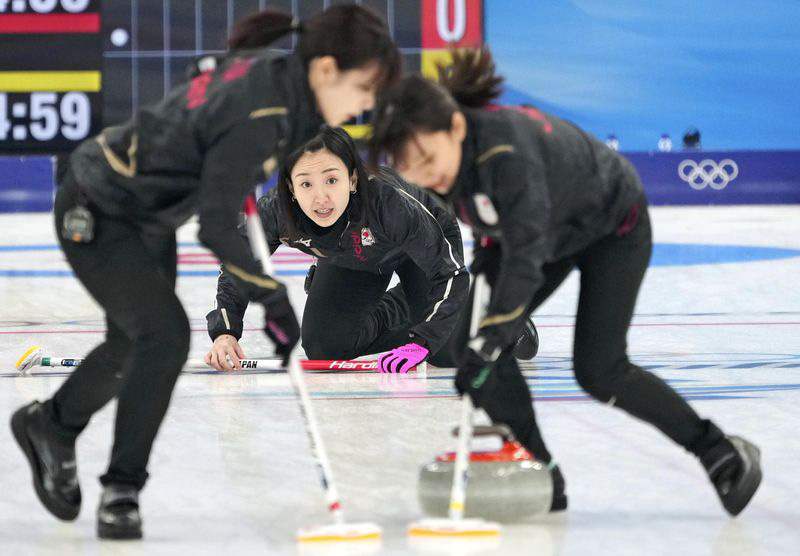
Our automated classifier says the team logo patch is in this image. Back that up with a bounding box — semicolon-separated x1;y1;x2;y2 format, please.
360;227;375;246
473;193;499;226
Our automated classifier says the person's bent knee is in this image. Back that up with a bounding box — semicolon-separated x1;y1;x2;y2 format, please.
165;315;191;364
302;327;361;360
429;347;456;368
98;337;133;370
133;314;190;369
574;357;628;403
303;341;360;360
575;374;615;403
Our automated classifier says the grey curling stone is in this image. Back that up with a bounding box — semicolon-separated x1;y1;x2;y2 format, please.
418;425;553;522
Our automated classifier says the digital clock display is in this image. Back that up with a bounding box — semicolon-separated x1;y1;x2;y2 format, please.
0;0;101;153
1;92;92;141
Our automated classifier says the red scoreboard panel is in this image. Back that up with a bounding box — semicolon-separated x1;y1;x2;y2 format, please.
422;0;483;48
347;0;484;139
421;0;483;78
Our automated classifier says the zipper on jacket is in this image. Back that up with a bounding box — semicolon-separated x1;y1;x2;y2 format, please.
336;219;351;249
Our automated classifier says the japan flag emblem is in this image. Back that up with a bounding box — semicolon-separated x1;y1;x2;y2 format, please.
473;193;499;226
361;227;375;246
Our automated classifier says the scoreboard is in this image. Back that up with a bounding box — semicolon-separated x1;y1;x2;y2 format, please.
348;0;484;139
0;0;482;154
0;0;102;153
420;0;483;77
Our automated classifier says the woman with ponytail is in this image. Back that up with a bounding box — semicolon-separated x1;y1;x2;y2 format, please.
368;47;761;517
11;5;400;541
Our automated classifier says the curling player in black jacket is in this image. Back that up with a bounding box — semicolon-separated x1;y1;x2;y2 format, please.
368;47;761;516
10;6;401;540
207;126;467;372
206;127;540;373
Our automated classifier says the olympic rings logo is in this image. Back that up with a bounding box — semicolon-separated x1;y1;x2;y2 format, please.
678;159;739;190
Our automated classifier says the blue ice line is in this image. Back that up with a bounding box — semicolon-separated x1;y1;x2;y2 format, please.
682;395;754;401
0;244;60;251
674;384;800;393
725;362;784;369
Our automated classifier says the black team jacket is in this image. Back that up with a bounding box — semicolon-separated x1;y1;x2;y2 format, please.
447;106;645;348
207;167;469;355
66;51;324;304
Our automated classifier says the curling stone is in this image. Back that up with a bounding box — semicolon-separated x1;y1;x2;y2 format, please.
417;425;552;522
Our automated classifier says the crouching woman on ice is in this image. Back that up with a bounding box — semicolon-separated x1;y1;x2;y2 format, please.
205;126;474;373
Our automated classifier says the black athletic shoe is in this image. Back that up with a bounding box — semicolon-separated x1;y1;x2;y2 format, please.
10;401;81;521
513;317;539;360
549;463;568;512
701;435;762;516
97;484;143;540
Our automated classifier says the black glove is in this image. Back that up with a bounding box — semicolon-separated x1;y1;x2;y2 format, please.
263;294;300;365
470;239;501;277
455;334;502;407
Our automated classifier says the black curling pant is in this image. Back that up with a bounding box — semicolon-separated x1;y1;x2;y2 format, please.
45;177;190;490
301;259;455;367
455;200;724;463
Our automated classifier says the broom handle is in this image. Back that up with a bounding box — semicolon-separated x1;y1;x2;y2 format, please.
448;273;489;521
34;356;405;373
244;194;344;525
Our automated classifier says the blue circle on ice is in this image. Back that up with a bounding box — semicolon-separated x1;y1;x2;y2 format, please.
651;243;800;266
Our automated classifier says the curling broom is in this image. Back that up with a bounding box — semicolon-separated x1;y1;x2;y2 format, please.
14;346;418;375
407;273;501;538
244;194;381;543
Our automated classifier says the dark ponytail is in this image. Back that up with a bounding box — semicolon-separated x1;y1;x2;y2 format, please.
228;10;298;50
439;47;503;108
228;5;400;92
368;46;503;168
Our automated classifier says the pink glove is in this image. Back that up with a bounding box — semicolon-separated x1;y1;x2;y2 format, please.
378;342;429;374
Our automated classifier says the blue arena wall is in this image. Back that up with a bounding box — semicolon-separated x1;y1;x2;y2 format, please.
2;151;799;213
629;151;800;205
0;157;55;213
3;2;800;212
487;1;800;152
